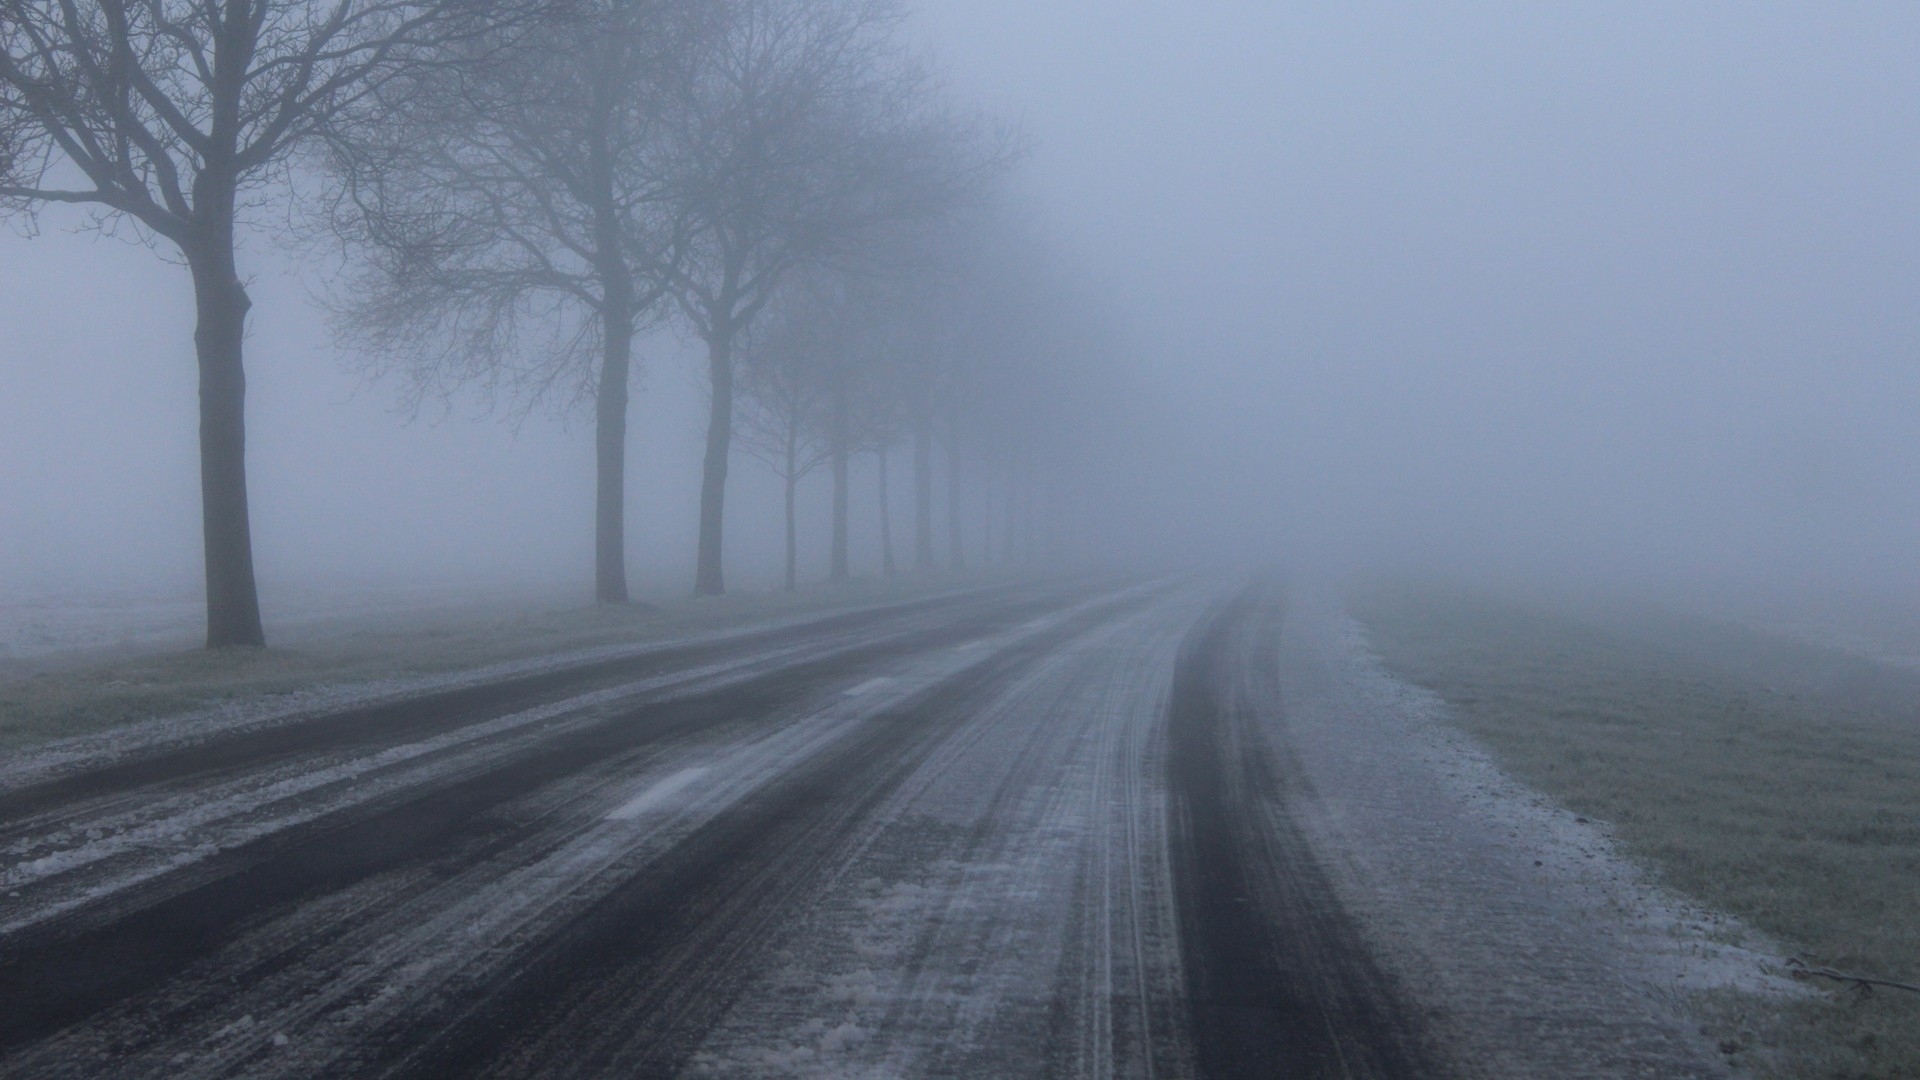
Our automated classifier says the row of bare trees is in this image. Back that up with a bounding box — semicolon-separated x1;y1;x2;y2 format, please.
2;0;1041;646
733;214;1110;592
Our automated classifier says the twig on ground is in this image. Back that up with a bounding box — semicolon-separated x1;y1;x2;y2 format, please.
1787;957;1920;996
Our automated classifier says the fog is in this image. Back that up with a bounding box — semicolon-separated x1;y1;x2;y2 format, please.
915;0;1920;602
5;0;1919;624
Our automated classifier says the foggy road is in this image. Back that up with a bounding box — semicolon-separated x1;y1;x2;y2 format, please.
8;2;1913;1076
0;582;1730;1079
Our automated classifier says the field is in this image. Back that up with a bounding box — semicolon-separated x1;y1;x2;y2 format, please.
1351;583;1920;1080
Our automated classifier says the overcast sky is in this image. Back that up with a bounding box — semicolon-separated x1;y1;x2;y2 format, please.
4;1;1918;607
914;0;1920;595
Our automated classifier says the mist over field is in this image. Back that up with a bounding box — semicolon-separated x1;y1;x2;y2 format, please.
917;2;1920;599
5;0;1919;624
7;5;1920;1076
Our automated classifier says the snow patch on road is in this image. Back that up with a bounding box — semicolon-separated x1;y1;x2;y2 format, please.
0;669;708;931
606;767;712;820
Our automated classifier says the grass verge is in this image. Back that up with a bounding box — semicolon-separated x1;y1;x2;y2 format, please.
1350;583;1920;1080
0;577;974;752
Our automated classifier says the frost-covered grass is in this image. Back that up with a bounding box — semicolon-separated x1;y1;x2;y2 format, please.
1351;583;1920;1080
0;577;970;751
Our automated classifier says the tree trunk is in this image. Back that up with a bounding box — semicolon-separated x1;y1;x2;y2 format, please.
784;473;798;592
188;223;265;649
830;437;850;582
1002;465;1017;565
913;418;933;572
877;446;896;577
587;67;634;605
783;424;799;592
981;466;994;568
1033;479;1045;563
1036;477;1051;563
1022;470;1036;564
593;275;634;604
694;325;734;596
946;413;966;571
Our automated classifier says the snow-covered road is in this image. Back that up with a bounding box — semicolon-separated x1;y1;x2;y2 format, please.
0;581;1756;1078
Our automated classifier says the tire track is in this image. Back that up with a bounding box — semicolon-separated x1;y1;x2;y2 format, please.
0;586;1124;1073
351;590;1166;1080
1047;604;1195;1080
0;587;1067;927
677;589;1208;1079
0;585;1047;823
2;578;1502;1080
1166;584;1447;1080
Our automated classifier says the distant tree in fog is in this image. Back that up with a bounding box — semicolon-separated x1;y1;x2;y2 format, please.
0;0;526;647
909;217;1107;572
868;366;905;579
734;294;833;591
897;250;982;574
666;0;1009;596
815;284;896;583
324;0;702;605
737;267;898;587
831;226;968;581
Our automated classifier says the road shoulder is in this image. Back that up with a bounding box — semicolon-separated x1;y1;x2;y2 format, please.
1266;585;1793;1078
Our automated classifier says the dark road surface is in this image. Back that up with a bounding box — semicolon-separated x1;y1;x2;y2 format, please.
1167;587;1441;1079
0;582;1718;1078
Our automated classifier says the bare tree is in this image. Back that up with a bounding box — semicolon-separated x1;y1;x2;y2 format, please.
739;260;906;587
874;443;895;576
820;323;873;583
911;394;934;571
325;0;697;604
855;298;912;580
814;270;915;583
666;0;1002;595
0;0;519;647
905;278;968;573
922;218;1089;574
734;293;831;591
946;395;966;571
868;214;1022;577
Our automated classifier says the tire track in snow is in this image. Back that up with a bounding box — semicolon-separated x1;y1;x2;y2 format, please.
1165;584;1446;1080
0;586;1113;1071
679;589;1209;1079
356;588;1170;1080
1049;600;1196;1080
0;586;1076;939
0;584;1046;819
0;588;1049;914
